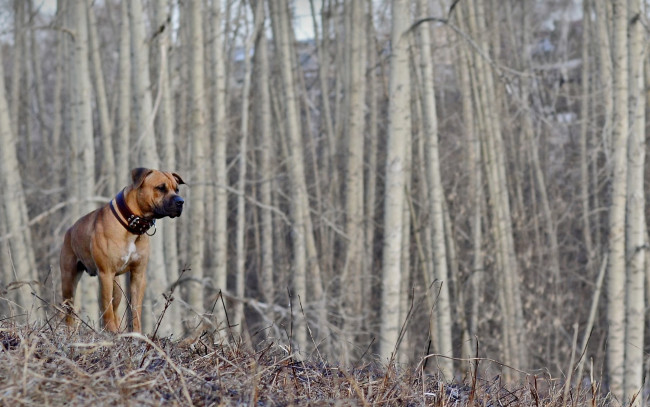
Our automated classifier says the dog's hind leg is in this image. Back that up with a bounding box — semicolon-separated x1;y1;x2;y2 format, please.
60;230;82;327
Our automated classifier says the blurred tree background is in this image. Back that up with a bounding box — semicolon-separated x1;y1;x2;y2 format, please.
0;0;648;403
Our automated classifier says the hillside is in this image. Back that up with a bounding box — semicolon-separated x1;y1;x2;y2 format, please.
0;321;611;406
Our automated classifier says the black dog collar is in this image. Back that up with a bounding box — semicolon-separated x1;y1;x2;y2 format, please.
109;189;155;235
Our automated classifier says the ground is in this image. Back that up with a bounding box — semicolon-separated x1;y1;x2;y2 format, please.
0;321;611;406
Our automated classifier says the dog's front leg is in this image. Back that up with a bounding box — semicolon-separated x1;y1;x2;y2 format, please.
98;270;119;332
129;267;147;333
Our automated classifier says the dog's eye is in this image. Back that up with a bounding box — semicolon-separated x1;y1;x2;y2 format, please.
156;184;167;192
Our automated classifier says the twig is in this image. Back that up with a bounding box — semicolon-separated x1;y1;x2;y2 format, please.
31;292;98;334
297;294;323;363
139;267;188;368
468;338;479;406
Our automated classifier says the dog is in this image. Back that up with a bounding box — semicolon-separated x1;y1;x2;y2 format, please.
60;168;185;332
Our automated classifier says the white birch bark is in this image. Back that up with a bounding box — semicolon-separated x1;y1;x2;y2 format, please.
379;0;410;361
594;0;613;158
606;0;629;399
87;1;116;194
253;0;275;328
309;0;335;154
153;0;182;337
269;0;308;353
209;0;228;327
0;41;38;316
416;0;453;378
27;0;46;141
115;0;131;187
113;0;131;325
51;2;64;166
186;0;209;327
233;1;262;335
465;0;525;371
623;0;645;403
363;0;379;338
341;0;366;361
579;0;594;267
71;0;99;323
10;0;24;131
129;0;168;334
455;6;482;345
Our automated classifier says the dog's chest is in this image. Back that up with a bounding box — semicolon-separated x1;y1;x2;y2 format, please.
118;236;141;272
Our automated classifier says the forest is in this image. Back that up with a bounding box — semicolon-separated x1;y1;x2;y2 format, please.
0;0;648;405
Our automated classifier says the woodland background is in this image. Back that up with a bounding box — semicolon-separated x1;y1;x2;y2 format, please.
0;0;648;404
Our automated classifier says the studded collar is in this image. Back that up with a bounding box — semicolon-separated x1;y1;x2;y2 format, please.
109;189;155;235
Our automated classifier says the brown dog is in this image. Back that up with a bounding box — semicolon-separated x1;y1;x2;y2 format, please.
60;168;185;332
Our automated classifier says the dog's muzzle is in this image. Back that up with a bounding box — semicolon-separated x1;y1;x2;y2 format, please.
155;195;185;218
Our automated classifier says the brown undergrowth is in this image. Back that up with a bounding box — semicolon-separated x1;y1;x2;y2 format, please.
0;319;613;407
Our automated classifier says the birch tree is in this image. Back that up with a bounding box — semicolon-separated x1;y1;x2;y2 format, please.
268;0;325;353
342;0;366;361
379;0;411;361
10;0;24;129
87;1;116;194
186;0;209;329
579;0;594;271
623;0;645;402
154;0;182;336
129;0;169;334
209;0;228;329
605;0;629;399
454;5;482;351
594;0;613;157
252;0;275;329
115;0;131;187
0;41;38;316
415;0;453;377
233;1;263;335
71;0;99;323
463;0;526;372
363;0;380;338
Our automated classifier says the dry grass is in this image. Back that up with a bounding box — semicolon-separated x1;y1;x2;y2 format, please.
0;318;615;407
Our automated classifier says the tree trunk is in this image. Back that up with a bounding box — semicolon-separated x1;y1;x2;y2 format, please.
269;0;307;354
186;0;209;330
153;0;182;337
209;0;228;330
606;0;629;399
363;0;379;343
10;0;24;131
87;1;116;194
233;1;263;335
115;0;131;187
253;0;275;330
129;0;167;334
594;0;613;159
464;0;526;372
379;0;410;361
416;0;453;378
623;0;645;403
71;0;99;323
341;0;366;363
0;41;38;317
455;5;482;348
269;0;328;355
308;0;335;160
579;0;594;271
51;2;65;171
28;0;46;144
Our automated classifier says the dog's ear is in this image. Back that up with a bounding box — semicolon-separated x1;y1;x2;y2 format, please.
172;173;186;185
131;168;153;188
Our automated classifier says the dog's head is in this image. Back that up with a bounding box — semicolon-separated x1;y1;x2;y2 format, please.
131;168;185;219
